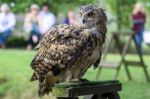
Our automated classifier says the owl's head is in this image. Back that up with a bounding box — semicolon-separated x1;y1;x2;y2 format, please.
80;4;107;30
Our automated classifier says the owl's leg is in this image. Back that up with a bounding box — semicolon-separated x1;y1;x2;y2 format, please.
65;70;73;82
70;68;82;82
70;78;80;82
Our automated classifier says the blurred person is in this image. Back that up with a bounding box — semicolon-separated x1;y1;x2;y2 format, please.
64;10;77;25
39;4;56;34
132;3;146;54
57;12;65;24
24;4;41;50
0;4;16;48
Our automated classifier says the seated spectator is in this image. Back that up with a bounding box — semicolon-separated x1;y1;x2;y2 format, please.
132;3;146;54
64;10;77;25
0;4;16;48
24;4;41;50
38;4;56;34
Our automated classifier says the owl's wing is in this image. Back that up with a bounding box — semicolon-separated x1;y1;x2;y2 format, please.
93;51;102;69
31;25;96;79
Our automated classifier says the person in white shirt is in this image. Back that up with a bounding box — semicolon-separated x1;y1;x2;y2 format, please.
24;4;41;50
0;4;16;48
38;4;56;34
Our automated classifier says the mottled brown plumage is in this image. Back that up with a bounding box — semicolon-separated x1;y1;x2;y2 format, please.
30;4;107;96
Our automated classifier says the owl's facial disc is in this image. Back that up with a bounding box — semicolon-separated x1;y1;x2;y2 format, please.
81;10;97;28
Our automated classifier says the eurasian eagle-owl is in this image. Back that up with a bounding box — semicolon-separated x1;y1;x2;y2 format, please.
30;4;107;96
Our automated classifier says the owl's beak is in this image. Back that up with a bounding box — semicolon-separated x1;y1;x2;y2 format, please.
82;19;87;24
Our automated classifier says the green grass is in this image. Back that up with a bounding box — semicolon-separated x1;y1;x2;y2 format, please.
0;49;150;99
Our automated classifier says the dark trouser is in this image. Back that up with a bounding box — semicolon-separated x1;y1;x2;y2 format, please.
0;29;12;45
28;30;41;46
135;27;144;54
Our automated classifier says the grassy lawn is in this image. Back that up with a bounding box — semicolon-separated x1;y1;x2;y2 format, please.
0;49;150;99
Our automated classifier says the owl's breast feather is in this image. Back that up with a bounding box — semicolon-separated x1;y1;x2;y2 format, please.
90;46;100;61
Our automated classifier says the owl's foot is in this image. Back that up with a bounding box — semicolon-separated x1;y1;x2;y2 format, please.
70;78;80;82
70;78;89;83
79;78;89;82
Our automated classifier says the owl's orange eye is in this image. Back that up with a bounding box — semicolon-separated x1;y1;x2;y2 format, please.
87;12;95;17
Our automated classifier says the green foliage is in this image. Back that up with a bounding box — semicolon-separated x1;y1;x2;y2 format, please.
0;49;35;97
106;0;131;29
0;50;150;99
2;0;97;14
107;0;150;30
6;36;26;48
1;0;150;31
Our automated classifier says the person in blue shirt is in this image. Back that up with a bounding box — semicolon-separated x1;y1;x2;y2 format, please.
0;4;16;48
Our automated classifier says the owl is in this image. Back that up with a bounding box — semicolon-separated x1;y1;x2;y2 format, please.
30;4;107;96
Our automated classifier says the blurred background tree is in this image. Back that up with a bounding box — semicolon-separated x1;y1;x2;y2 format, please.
106;0;150;30
0;0;150;30
1;0;97;14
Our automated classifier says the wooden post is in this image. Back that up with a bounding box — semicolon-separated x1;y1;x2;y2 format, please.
95;31;150;81
133;35;150;81
52;80;122;99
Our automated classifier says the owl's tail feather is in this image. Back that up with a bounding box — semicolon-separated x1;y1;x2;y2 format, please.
38;75;59;96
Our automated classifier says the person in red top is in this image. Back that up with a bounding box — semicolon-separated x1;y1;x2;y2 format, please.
132;3;146;54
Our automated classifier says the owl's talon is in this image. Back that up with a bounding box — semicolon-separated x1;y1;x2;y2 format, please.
79;78;89;82
70;78;80;82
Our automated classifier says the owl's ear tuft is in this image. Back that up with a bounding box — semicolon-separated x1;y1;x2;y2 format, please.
79;5;84;10
98;8;105;12
98;7;107;22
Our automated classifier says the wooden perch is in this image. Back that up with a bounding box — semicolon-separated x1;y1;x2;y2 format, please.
52;80;122;99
